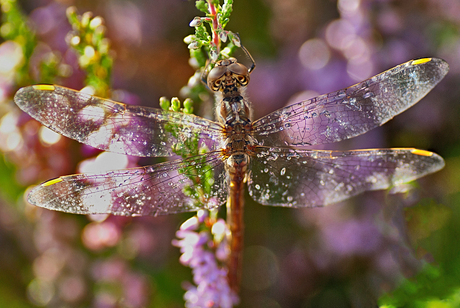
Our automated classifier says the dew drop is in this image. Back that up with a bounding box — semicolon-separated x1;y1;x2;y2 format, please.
363;92;373;99
280;167;286;176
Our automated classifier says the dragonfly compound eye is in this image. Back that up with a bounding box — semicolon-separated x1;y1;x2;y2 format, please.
208;65;227;90
236;75;249;86
228;62;250;86
211;79;224;91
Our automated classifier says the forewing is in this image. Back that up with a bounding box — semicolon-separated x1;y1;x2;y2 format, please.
14;85;223;157
252;58;449;147
27;152;228;216
248;147;444;207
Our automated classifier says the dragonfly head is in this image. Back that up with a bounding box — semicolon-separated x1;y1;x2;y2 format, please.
207;57;250;92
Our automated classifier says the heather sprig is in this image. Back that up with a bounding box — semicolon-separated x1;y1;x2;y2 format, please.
187;0;239;61
181;0;240;105
0;0;63;86
0;0;36;86
173;210;238;308
159;96;216;206
66;6;113;97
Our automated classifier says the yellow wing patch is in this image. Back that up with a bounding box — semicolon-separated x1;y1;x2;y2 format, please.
411;58;432;65
410;149;434;157
42;178;63;187
33;85;56;91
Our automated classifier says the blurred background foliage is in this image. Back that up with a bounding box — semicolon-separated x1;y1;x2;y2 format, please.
0;0;460;307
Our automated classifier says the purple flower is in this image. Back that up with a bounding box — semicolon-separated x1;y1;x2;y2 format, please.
173;212;239;308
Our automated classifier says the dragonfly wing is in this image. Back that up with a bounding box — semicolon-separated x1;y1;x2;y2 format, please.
14;85;223;157
252;58;449;147
248;147;444;207
27;152;228;216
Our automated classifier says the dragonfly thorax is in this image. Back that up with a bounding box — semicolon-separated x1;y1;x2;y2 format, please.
217;96;252;124
218;96;255;159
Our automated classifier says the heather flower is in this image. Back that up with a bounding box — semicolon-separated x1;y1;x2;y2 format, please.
173;211;239;308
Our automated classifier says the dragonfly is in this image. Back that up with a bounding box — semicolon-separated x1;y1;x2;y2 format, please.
14;56;448;291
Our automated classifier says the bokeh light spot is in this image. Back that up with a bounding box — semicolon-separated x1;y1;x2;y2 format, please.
347;59;374;82
338;0;360;13
59;275;86;303
82;221;121;250
0;113;22;152
343;37;370;62
6;131;22;151
242;245;279;291
298;38;330;70
0;112;18;134
325;19;356;50
39;126;61;145
33;249;65;281
0;40;23;74
27;278;54;306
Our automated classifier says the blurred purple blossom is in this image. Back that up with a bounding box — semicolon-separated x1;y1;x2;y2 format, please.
91;258;150;308
173;211;238;308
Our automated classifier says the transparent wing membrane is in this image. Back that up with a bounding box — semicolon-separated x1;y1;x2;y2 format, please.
14;85;223;157
28;152;228;216
252;58;449;147
248;147;444;207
